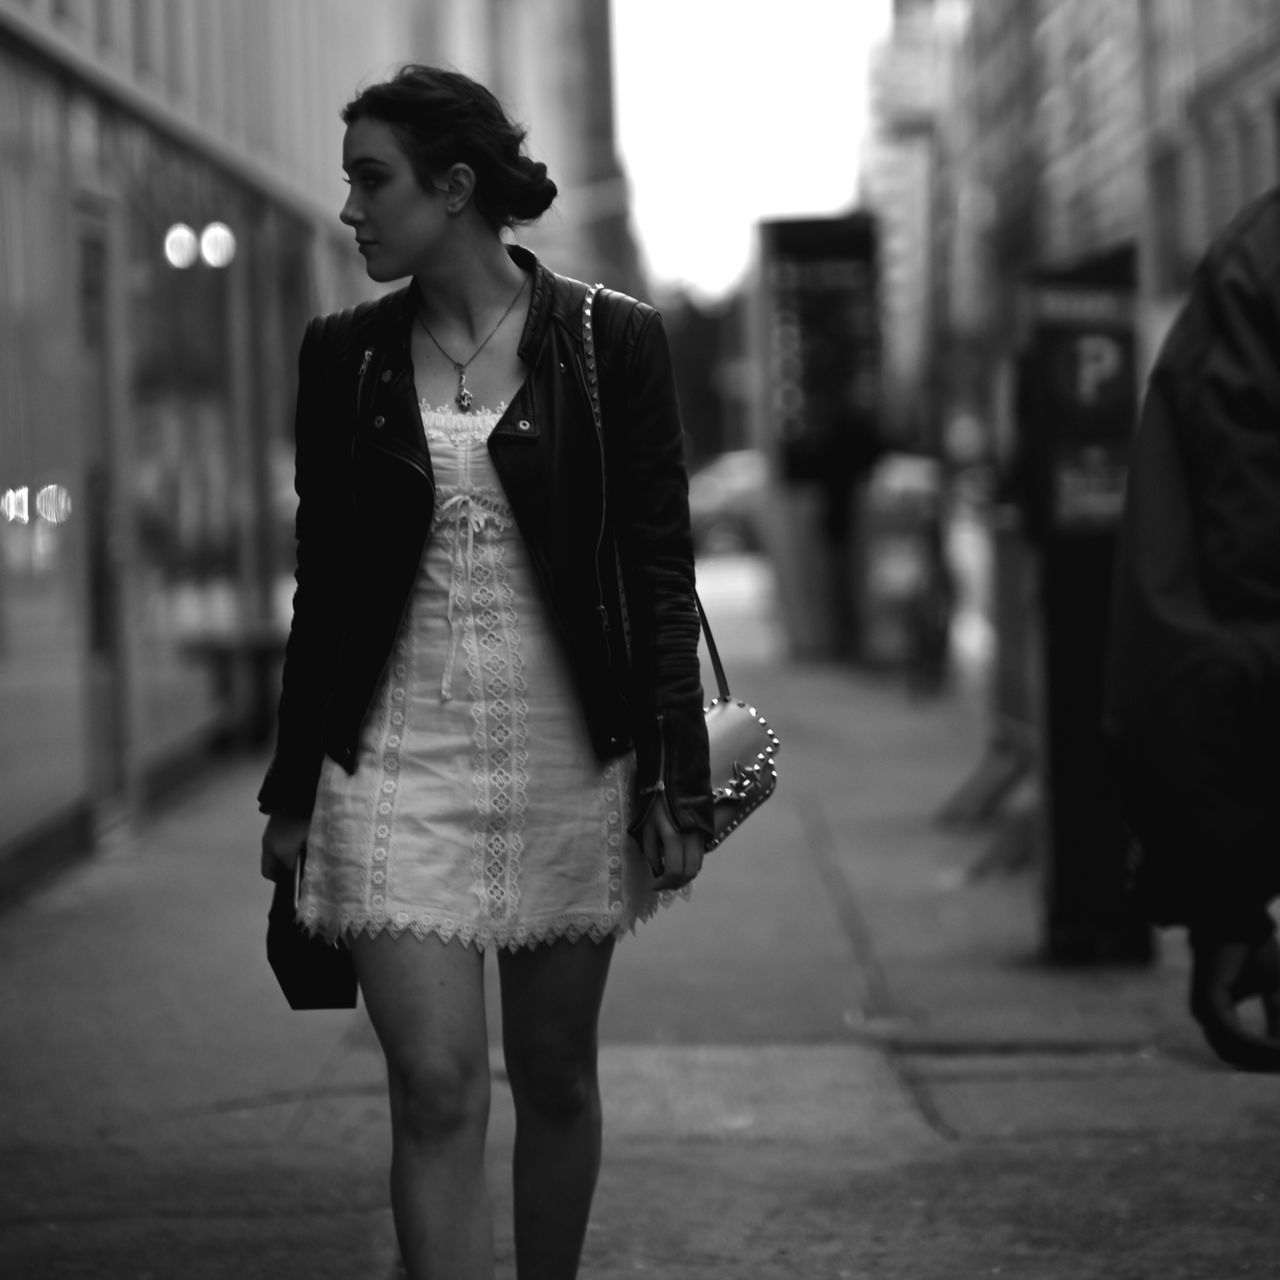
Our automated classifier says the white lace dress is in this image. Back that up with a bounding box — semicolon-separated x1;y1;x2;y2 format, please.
300;402;677;950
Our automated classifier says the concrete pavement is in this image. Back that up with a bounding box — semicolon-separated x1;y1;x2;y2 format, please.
2;556;1279;1278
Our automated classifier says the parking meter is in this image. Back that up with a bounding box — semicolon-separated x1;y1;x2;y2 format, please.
1019;269;1153;963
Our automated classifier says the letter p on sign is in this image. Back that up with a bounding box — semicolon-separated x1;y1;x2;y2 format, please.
1075;334;1123;405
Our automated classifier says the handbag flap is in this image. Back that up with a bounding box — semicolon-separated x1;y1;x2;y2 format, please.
704;697;780;849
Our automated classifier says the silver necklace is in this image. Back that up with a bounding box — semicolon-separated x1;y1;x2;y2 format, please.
416;276;528;412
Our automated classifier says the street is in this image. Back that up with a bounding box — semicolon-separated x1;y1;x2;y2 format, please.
2;553;1278;1278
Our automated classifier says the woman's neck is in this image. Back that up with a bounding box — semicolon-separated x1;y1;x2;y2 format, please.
413;236;526;341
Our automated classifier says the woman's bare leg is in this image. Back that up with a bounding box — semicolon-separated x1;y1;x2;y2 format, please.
352;932;494;1280
498;936;616;1280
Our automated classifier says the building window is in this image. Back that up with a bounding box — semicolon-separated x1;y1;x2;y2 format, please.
0;47;96;846
1149;146;1186;291
1273;95;1280;188
52;0;89;27
1238;111;1265;203
163;1;185;96
1205;119;1237;234
95;0;113;52
132;0;153;76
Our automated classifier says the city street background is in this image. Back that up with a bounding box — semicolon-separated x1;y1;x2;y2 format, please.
5;2;1280;1276
2;554;1278;1279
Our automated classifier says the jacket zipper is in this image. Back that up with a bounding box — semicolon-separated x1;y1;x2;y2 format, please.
357;347;434;491
356;347;374;418
576;339;615;663
644;712;678;827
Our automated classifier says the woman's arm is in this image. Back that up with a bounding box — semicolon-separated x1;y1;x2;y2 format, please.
607;304;713;846
257;316;348;819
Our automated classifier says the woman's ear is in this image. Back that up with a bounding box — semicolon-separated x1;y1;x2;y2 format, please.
443;163;477;215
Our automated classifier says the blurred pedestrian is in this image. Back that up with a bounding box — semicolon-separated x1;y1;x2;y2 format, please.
257;65;711;1278
905;471;955;697
1106;187;1280;1072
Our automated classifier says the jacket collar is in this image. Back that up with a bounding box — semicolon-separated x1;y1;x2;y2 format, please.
375;243;573;364
511;243;556;364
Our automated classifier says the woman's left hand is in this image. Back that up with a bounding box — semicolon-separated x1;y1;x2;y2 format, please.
641;797;704;890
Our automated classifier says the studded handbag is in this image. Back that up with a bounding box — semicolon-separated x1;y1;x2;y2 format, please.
694;592;781;848
582;284;780;849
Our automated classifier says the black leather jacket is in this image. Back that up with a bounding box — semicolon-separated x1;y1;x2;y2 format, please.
258;246;712;840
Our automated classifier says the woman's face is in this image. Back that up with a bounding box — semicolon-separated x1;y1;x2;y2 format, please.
340;117;447;282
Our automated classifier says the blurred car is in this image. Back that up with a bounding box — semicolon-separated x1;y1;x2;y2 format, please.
865;451;944;523
687;449;768;554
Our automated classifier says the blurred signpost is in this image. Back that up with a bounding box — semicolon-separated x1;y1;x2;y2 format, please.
751;213;881;661
1020;250;1153;964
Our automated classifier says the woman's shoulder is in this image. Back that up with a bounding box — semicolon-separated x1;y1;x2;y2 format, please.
553;278;659;368
591;284;653;325
589;287;668;380
304;286;412;360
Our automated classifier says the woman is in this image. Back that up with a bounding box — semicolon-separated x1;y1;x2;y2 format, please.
258;65;712;1278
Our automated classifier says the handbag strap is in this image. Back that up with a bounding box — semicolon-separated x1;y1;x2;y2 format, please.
694;589;732;702
582;283;732;704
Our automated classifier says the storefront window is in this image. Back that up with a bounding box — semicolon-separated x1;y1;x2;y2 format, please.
112;119;249;759
0;43;361;855
0;55;92;846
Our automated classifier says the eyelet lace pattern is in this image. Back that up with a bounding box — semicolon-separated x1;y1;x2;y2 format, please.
299;405;684;951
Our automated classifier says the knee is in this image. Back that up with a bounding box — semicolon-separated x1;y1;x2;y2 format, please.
508;1045;599;1122
391;1050;489;1144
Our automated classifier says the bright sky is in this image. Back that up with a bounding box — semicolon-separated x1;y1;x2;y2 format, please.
610;0;893;302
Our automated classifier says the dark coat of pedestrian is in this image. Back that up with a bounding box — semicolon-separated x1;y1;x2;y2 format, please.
1106;186;1280;1070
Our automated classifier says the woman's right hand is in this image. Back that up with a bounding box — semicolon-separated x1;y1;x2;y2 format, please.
260;813;310;883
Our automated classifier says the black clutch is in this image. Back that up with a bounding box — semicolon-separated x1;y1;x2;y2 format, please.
266;854;358;1010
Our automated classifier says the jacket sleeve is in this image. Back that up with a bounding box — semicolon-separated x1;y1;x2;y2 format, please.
609;306;713;840
1180;232;1280;670
257;316;347;817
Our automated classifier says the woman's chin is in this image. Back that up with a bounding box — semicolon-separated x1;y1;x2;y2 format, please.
357;249;406;283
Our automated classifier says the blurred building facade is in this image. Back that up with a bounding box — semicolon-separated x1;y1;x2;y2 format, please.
861;5;941;451
874;0;1280;468
863;0;1280;955
417;0;644;295
0;0;640;880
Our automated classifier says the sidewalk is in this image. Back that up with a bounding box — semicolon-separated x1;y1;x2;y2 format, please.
1;573;1278;1277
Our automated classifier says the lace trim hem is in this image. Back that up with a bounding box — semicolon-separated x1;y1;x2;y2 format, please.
299;889;689;953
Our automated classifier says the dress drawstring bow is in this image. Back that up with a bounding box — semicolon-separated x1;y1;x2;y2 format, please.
435;491;501;701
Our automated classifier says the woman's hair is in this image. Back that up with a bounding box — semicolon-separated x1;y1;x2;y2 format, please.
342;65;557;231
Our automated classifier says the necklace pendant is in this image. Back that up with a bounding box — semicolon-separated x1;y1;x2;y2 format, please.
455;366;474;413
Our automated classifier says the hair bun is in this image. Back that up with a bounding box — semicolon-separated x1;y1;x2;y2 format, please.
510;159;557;221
